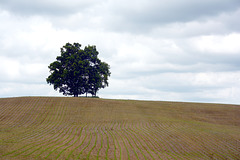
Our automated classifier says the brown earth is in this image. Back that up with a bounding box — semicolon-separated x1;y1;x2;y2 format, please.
0;97;240;159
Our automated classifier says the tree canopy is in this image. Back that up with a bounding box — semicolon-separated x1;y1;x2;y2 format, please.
46;42;111;97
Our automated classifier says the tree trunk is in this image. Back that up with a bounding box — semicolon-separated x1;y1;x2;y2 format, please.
94;90;97;97
74;94;78;97
86;92;87;97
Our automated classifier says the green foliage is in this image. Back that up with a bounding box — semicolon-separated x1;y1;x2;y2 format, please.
46;42;111;97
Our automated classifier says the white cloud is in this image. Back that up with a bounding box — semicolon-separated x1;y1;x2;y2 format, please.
0;0;240;104
0;57;21;80
102;0;240;33
101;71;240;104
193;72;240;87
0;83;62;98
191;33;240;54
0;0;99;16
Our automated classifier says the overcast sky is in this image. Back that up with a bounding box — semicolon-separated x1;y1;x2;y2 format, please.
1;0;240;104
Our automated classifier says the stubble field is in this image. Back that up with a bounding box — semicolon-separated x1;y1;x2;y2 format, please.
0;97;240;159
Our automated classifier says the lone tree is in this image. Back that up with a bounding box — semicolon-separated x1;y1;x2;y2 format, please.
46;42;111;97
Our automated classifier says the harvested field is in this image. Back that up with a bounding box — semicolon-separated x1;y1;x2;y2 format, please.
0;97;240;159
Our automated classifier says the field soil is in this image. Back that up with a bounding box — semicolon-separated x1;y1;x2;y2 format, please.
0;97;240;159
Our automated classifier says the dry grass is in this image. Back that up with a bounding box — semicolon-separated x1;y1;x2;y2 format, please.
0;97;240;159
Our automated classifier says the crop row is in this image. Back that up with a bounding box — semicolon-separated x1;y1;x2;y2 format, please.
1;97;239;159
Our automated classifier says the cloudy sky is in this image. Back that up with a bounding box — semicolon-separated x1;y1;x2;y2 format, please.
1;0;240;104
